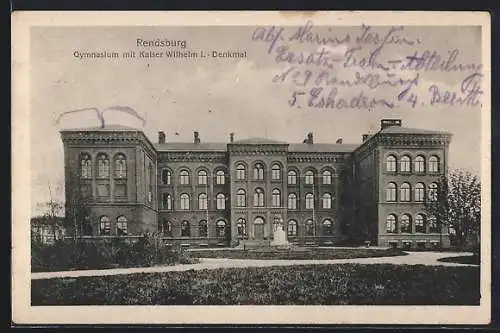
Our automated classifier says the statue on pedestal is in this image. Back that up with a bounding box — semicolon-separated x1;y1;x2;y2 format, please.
271;216;290;248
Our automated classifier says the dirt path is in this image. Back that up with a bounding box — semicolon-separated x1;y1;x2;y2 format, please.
31;251;477;280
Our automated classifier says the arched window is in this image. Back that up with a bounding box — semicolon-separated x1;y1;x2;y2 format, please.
254;188;264;207
162;193;172;210
160;220;172;236
198;170;207;185
180;193;190;210
181;220;190;237
414;183;425;202
272;189;281;207
198;193;208;210
237;218;247;237
288;220;298;236
415;214;426;233
305;219;314;236
216;170;225;184
236;163;246;180
400;155;411;172
386;182;397;202
114;154;127;178
428;182;438;201
199;220;208;237
429;156;439;173
99;216;111;235
288;170;297;185
80;153;92;179
180;170;190;185
216;220;226;237
305;170;314;185
305;193;314;209
116;216;128;236
161;169;171;185
216;193;226;210
254;217;265;224
414;156;425;173
97;154;110;178
322;170;332;185
323;219;333;235
271;164;281;180
428;215;439;233
386;155;397;172
254;163;264;180
288;193;297;210
236;189;246;207
386;215;397;233
400;182;411;202
400;214;411;233
322;193;332;209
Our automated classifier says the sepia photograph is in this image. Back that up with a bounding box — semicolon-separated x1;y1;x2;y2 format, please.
12;11;491;324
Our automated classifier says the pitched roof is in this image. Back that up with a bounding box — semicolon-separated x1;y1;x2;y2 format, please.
289;143;359;153
379;126;451;135
60;124;141;132
232;137;287;145
154;142;227;152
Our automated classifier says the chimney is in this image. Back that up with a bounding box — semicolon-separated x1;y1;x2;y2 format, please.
336;138;343;144
158;131;166;144
229;132;234;143
380;119;402;130
304;132;314;144
193;131;200;144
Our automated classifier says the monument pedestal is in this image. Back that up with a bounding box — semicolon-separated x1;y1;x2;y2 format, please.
270;223;290;249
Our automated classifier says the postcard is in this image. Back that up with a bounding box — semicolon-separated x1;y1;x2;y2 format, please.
12;11;491;325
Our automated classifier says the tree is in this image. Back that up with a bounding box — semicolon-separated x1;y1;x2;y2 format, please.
33;200;64;244
425;169;481;249
65;167;95;242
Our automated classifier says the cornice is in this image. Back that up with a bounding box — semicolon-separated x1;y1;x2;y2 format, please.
354;133;452;159
287;152;350;163
228;144;288;156
159;151;227;163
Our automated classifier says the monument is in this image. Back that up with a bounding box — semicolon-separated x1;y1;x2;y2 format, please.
270;217;291;249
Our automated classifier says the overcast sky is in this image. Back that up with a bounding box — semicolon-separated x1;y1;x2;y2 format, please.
29;25;483;216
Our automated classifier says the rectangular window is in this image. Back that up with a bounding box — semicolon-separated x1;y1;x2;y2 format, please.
386;189;396;202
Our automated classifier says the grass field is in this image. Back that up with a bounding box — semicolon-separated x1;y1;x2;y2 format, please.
188;247;407;260
32;263;480;305
437;255;480;265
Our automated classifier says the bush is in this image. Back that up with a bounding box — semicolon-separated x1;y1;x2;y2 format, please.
31;237;198;272
32;264;480;306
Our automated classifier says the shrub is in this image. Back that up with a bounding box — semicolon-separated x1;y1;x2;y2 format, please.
31;238;198;272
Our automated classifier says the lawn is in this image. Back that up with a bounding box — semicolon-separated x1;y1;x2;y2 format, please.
32;264;480;305
437;255;480;265
188;247;407;260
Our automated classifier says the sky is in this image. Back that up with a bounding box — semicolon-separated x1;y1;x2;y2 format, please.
29;25;484;217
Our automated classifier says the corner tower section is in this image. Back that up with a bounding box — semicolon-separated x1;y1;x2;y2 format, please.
60;125;157;237
353;119;452;249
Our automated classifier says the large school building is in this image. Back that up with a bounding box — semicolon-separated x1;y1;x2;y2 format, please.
60;119;452;248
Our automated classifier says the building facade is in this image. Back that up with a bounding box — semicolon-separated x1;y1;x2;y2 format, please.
60;119;452;249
